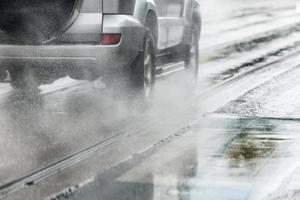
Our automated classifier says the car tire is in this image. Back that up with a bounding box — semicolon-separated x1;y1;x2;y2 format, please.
130;30;156;100
110;30;156;104
185;25;200;82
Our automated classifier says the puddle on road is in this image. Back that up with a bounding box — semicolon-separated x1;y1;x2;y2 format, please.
222;118;278;171
59;117;298;200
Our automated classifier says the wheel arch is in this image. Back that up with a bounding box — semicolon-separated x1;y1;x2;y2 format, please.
192;0;202;37
133;0;159;50
144;9;158;49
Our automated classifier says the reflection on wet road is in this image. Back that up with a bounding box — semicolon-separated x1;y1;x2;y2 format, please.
71;117;300;200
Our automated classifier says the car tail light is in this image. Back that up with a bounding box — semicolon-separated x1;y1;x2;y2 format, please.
101;34;121;45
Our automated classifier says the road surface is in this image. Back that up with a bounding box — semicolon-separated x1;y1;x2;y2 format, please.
1;0;300;199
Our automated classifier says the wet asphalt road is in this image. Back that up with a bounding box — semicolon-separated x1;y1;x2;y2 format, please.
2;0;300;199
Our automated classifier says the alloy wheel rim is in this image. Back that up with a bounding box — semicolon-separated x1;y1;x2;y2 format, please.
189;29;198;81
143;39;153;99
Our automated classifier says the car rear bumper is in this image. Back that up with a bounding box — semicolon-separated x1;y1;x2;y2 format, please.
0;15;145;74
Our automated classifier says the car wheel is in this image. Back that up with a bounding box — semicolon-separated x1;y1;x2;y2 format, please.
110;30;155;104
185;26;200;82
133;31;156;100
10;67;41;92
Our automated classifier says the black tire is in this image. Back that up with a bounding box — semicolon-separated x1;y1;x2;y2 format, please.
110;30;156;103
130;31;156;100
185;25;200;82
9;67;41;92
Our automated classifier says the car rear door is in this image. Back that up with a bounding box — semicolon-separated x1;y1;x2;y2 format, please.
63;0;103;44
166;0;186;47
154;0;168;49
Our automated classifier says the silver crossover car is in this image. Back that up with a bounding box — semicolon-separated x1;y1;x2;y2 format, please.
0;0;201;98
